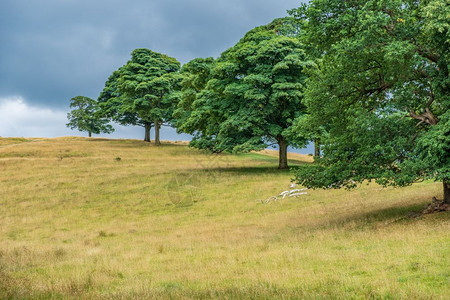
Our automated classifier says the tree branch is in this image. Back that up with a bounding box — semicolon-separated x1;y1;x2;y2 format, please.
413;69;430;79
426;84;435;108
417;48;440;63
409;109;438;125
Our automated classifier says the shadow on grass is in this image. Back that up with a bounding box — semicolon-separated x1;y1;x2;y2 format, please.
319;202;429;231
278;201;434;241
179;160;310;177
199;165;292;175
238;152;312;166
287;159;312;166
186;153;311;176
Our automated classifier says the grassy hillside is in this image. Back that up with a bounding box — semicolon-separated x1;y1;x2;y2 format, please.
0;137;448;299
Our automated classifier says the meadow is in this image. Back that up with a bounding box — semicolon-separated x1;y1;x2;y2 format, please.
0;137;448;299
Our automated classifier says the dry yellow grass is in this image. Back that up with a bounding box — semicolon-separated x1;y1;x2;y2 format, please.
0;137;448;299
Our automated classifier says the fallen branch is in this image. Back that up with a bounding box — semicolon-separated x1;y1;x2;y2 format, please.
262;186;308;203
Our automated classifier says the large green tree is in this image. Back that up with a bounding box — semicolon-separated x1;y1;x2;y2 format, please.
100;48;181;144
98;70;153;142
66;96;114;137
178;19;310;168
291;0;450;203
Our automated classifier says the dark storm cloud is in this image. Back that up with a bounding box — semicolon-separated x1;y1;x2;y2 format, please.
0;0;302;110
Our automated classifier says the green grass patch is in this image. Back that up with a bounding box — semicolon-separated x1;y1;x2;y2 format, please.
0;137;32;146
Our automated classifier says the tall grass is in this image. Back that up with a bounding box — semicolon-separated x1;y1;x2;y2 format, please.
0;137;448;299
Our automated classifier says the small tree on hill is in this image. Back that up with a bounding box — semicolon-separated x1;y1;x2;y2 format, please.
66;96;114;137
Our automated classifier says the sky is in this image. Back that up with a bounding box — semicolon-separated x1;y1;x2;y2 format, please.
0;0;310;152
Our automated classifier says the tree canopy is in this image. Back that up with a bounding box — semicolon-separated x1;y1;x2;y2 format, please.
99;48;181;144
98;70;153;140
291;0;450;202
66;96;114;137
177;19;310;168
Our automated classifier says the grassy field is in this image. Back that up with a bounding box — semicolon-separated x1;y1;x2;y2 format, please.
0;137;448;299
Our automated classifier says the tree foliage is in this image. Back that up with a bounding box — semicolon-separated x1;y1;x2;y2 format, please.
173;57;217;149
98;69;154;142
177;19;310;168
174;57;216;133
99;48;181;144
66;96;114;137
291;0;450;201
98;70;145;128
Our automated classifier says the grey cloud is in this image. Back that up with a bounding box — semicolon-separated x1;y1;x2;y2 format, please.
0;0;303;111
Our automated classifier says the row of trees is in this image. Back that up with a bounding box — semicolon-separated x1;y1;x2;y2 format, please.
66;50;182;143
67;0;449;203
67;19;311;169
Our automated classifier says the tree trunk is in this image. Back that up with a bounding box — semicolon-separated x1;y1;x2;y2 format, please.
88;131;92;138
444;180;450;204
314;138;320;157
278;138;288;169
154;121;161;146
144;122;151;142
